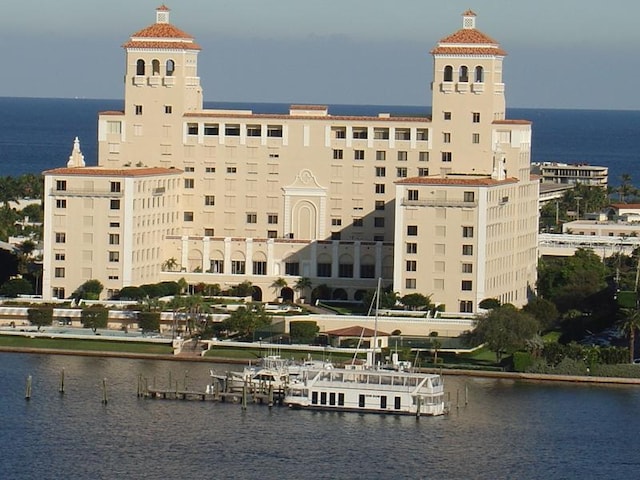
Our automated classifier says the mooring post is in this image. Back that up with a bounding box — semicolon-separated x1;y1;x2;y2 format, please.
184;370;188;391
168;371;172;390
456;389;459;410
268;384;274;408
102;378;108;405
25;375;32;400
59;369;65;395
242;384;247;410
465;383;469;406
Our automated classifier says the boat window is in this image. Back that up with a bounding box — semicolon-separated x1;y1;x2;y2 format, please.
394;396;401;409
311;391;318;405
329;392;336;406
320;392;327;405
380;396;387;409
338;393;345;406
359;394;365;408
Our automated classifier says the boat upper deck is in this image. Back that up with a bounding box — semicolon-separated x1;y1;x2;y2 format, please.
301;368;443;393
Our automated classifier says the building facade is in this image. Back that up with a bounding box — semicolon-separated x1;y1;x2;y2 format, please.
42;7;538;311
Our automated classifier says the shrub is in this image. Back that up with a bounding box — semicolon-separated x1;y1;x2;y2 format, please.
27;307;53;329
513;351;534;372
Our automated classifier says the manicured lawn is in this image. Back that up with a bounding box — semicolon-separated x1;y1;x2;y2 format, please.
0;335;173;354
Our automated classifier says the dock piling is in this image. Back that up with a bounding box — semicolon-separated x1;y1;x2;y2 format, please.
59;369;65;395
25;375;32;400
102;378;108;404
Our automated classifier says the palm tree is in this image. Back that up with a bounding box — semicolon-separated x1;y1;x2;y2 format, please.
162;257;179;272
618;308;640;363
431;338;442;365
294;277;313;303
270;277;287;299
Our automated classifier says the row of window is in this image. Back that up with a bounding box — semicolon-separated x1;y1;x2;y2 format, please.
187;123;284;138
375;167;429;178
443;65;484;83
405;277;473;292
135;58;175;77
405;259;474;274
333;150;429;162
55;181;121;192
332;127;429;141
442;111;481;123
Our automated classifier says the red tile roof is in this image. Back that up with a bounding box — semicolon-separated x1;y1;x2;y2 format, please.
43;167;182;177
157;4;170;12
123;39;201;50
431;19;506;56
324;326;390;337
609;203;640;209
396;176;519;186
493;119;531;125
183;111;432;123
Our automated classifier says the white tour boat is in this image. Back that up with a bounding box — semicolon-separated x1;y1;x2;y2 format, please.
283;366;447;416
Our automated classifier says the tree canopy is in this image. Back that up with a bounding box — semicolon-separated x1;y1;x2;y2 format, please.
470;304;540;362
221;305;271;339
80;305;109;332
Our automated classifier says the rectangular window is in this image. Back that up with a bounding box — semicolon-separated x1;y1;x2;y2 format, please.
331;218;342;226
407;225;418;236
396;167;407;178
373;235;384;242
352;218;363;227
376;150;386;161
246;213;257;224
253;261;267;275
406;260;417;272
165;105;172;114
204;123;219;135
463;226;474;238
205;167;216;173
352;127;368;139
210;260;224;273
462;263;473;273
225;124;240;136
397;151;408;161
360;264;375;278
332;127;346;139
354;150;365;160
109;222;120;228
418;168;429;177
267;125;283;137
109;233;120;245
472;133;480;144
462;280;473;291
110;182;121;193
246;125;262;137
406;242;417;254
227;167;237;174
205;195;215;206
184;178;195;189
405;278;416;289
333;149;343;160
442;152;452;162
184;166;195;172
110;199;120;210
268;214;278;224
416;129;429;141
375;167;386;177
135;105;143;115
473;112;481;123
109;251;120;263
395;128;410;140
375;184;385;194
462;244;473;255
56;199;67;208
408;189;419;201
317;263;332;277
285;262;300;276
204;228;215;237
107;121;122;134
374;217;385;228
187;123;199;135
184;211;194;222
464;191;475;202
55;267;65;278
267;230;277;238
443;132;451;143
444;111;451;120
419;151;429;162
56;180;67;191
231;260;246;274
375;200;385;211
55;253;66;261
374;128;389;140
338;263;354;278
460;300;473;313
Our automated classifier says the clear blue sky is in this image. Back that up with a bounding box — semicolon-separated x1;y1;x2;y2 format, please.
1;0;639;109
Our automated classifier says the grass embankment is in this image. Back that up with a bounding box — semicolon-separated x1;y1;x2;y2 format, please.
0;336;173;355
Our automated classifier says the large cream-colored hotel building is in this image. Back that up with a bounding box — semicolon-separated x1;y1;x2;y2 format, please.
42;6;539;313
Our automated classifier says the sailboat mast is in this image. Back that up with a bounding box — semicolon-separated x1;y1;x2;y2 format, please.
372;277;381;367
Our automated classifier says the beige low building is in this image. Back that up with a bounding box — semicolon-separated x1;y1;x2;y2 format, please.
42;7;538;312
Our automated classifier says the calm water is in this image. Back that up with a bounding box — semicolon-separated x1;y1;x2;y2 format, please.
1;352;639;479
1;97;640;186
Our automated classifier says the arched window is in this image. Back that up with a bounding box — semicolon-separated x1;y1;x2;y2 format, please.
475;66;484;83
136;59;145;76
152;59;160;76
166;59;175;76
459;66;469;82
443;65;453;82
